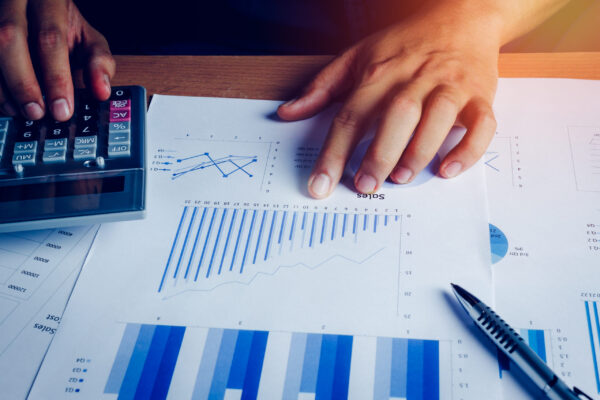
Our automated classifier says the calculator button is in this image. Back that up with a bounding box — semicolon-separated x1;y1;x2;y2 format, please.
47;125;70;139
108;131;130;145
43;150;67;163
0;119;9;131
108;144;130;158
109;121;130;133
74;136;97;148
78;114;96;124
14;141;37;153
110;99;130;110
0;129;6;143
76;124;97;136
73;147;96;161
110;88;131;99
0;142;4;158
110;110;130;122
45;138;68;150
12;152;36;166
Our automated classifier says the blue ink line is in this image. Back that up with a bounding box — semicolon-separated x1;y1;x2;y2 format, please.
206;209;228;278
331;214;337;241
240;210;258;273
278;211;288;244
218;209;237;275
320;213;327;244
264;211;278;261
184;207;208;279
159;207;187;292
194;208;217;281
230;210;247;272
253;211;268;264
173;207;198;280
309;213;317;247
289;212;297;241
342;214;347;238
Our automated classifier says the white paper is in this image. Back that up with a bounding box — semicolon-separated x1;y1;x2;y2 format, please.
485;79;600;399
0;225;98;399
29;95;496;399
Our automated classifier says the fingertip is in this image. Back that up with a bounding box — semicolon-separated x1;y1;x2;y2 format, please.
307;172;332;199
389;166;413;184
354;173;377;194
23;102;45;120
50;98;72;122
90;73;111;101
440;160;463;179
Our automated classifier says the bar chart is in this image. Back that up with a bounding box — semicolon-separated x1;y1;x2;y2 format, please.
104;323;449;400
158;206;401;294
497;329;551;378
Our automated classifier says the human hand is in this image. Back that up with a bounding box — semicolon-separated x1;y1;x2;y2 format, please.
278;4;500;198
0;0;114;121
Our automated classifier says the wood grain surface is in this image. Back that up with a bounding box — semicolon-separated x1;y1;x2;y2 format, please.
110;53;600;101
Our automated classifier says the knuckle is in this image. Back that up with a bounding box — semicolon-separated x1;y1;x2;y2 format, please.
332;108;362;131
389;95;420;116
476;107;497;130
429;91;459;111
37;26;66;51
0;21;21;49
11;79;40;100
403;144;432;165
361;61;389;85
366;147;397;170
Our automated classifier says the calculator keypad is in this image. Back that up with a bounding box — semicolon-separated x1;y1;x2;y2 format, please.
0;87;136;172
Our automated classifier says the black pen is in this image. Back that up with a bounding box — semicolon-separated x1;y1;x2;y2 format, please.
451;283;592;400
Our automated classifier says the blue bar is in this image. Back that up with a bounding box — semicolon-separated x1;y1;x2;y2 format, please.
353;215;357;235
206;209;228;278
586;302;600;392
385;215;388;226
300;334;322;393
594;302;600;393
105;324;141;394
283;333;308;400
209;329;239;399
331;214;337;240
278;211;288;244
241;210;257;273
390;338;408;398
363;214;368;231
150;326;186;399
374;215;378;233
315;335;338;399
241;330;269;400
320;213;327;244
118;324;157;399
194;208;217;281
230;209;247;272
302;212;307;230
253;211;268;264
342;214;347;237
536;331;547;362
395;215;399;221
184;207;208;279
173;207;197;280
227;330;254;389
219;209;237;274
373;337;392;400
192;328;224;399
159;207;187;292
264;211;278;261
309;213;317;248
289;212;297;241
422;340;440;400
527;330;539;357
331;335;353;399
406;340;425;400
134;325;172;399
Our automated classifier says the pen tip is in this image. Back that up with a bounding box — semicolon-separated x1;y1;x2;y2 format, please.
450;283;480;307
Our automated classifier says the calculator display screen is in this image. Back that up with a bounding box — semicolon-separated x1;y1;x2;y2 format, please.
0;176;125;202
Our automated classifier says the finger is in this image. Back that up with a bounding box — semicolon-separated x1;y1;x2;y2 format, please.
308;85;383;199
0;78;18;116
30;0;74;121
82;21;115;101
277;47;358;121
0;1;45;120
354;82;428;193
439;99;497;178
391;86;463;183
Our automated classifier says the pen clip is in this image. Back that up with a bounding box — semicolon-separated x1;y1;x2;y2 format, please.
574;386;593;400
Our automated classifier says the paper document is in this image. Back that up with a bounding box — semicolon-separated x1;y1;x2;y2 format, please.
484;79;600;399
29;95;497;399
0;225;99;399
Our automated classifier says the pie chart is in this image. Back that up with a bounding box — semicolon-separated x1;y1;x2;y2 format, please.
349;139;440;188
489;223;508;264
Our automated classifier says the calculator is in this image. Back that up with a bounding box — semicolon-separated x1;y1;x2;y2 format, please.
0;86;146;232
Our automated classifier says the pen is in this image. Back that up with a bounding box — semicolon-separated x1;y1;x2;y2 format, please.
451;283;592;400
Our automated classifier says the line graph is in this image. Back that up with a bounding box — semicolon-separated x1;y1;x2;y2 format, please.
172;153;258;180
158;206;401;295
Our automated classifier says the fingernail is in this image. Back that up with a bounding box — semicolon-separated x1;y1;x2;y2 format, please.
392;167;412;184
309;173;331;197
443;161;463;178
103;74;110;91
23;102;44;120
2;102;17;116
356;174;377;193
282;97;298;108
51;98;70;121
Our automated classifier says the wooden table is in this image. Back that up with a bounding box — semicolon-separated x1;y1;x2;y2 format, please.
110;53;600;101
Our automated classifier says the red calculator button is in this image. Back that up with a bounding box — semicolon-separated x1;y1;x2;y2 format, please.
110;110;131;122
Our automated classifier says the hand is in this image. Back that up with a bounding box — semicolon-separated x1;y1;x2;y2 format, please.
278;4;500;198
0;0;114;121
